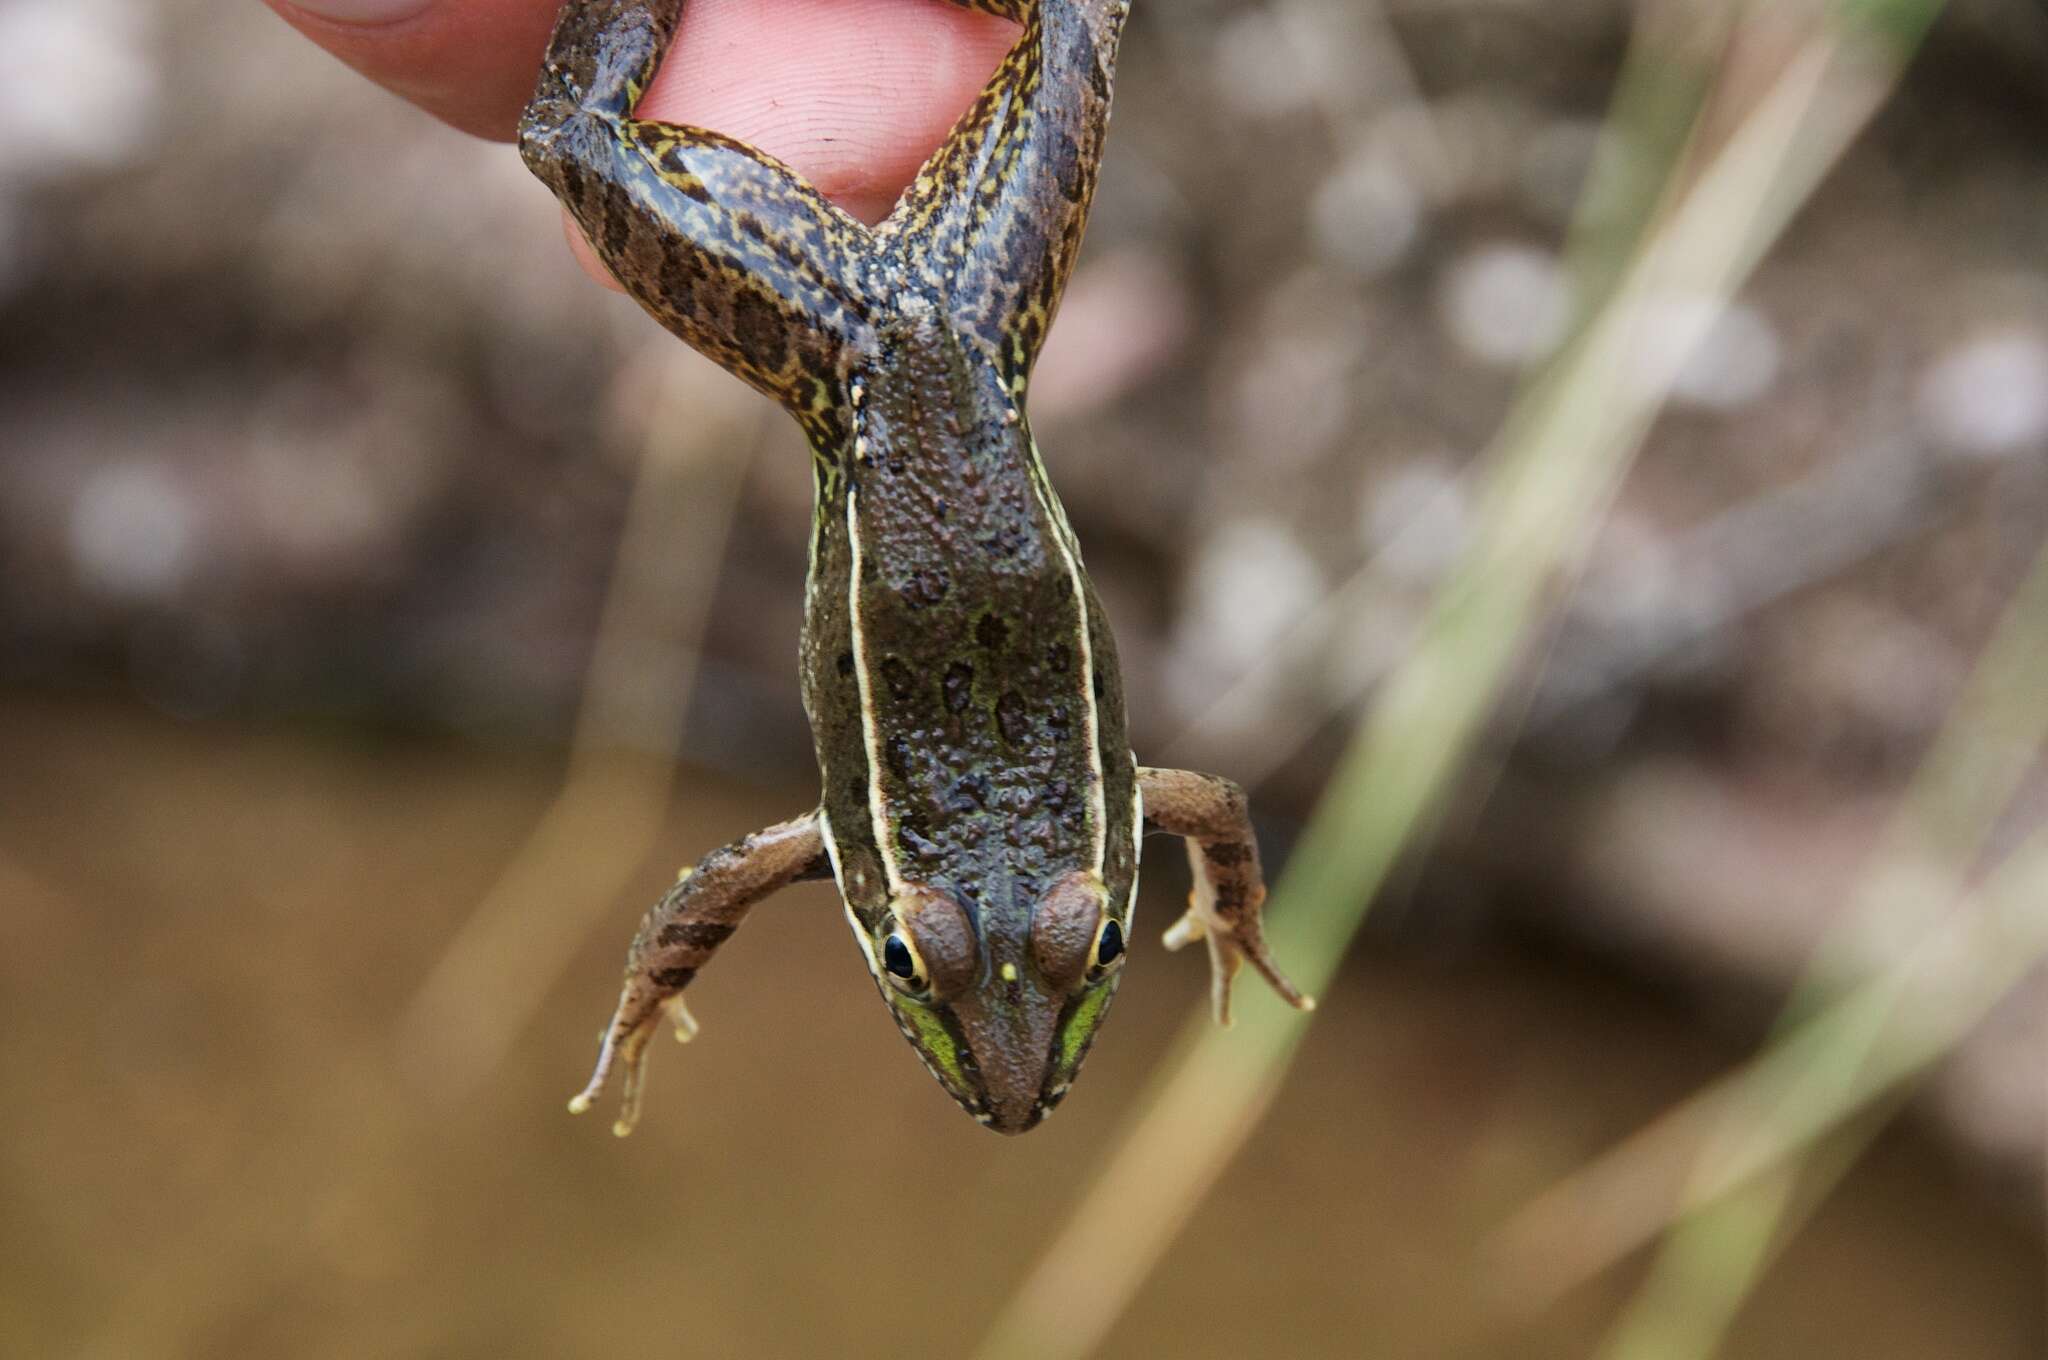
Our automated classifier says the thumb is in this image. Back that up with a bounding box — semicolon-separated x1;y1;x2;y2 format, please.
266;0;1015;287
265;0;1014;211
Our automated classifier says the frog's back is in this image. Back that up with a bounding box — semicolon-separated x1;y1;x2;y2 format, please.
801;305;1137;944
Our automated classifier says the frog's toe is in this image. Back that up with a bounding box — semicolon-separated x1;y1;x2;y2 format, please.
1164;902;1242;1027
665;993;700;1044
1243;943;1316;1015
1164;902;1316;1027
1161;907;1205;952
566;994;666;1136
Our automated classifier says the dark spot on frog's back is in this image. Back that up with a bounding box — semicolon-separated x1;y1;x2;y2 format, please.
976;613;1008;650
946;772;990;812
1046;641;1072;673
898;815;939;859
881;657;913;701
997;690;1029;746
944;661;974;714
903;566;950;609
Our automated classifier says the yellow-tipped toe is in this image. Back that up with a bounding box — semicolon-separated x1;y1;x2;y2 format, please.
664;996;700;1044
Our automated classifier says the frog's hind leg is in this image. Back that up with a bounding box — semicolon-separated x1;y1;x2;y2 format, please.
1137;767;1316;1027
571;811;832;1135
883;0;1131;393
519;0;875;434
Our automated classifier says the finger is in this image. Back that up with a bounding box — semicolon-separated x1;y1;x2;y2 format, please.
263;0;564;139
265;0;1017;214
644;0;1017;220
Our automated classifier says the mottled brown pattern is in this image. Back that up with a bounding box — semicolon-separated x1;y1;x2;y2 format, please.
528;0;1304;1135
568;812;832;1134
1140;767;1314;1024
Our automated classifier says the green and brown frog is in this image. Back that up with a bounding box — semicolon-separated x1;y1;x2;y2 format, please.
521;0;1312;1136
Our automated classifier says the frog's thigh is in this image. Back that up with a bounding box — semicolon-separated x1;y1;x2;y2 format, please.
885;0;1126;388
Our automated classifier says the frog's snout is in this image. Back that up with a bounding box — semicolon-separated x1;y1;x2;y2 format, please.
952;986;1060;1135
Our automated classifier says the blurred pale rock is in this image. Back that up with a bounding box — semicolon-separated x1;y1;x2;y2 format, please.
69;462;200;603
1167;518;1324;718
0;0;158;180
1211;8;1315;120
1212;4;1358;121
1311;149;1422;278
1914;327;2048;459
1439;243;1571;368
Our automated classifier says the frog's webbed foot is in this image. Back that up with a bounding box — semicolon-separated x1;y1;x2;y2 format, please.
1140;767;1317;1028
566;811;831;1135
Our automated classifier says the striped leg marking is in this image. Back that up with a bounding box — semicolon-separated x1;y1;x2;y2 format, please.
1140;767;1316;1027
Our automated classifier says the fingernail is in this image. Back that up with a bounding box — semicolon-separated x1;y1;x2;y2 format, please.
284;0;435;24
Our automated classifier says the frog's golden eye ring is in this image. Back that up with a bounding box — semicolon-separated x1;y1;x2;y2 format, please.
1088;915;1126;978
881;931;930;993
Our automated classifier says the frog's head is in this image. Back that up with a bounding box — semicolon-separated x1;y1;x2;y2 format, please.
855;869;1128;1133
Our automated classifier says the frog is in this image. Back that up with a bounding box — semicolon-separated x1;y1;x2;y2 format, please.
520;0;1313;1136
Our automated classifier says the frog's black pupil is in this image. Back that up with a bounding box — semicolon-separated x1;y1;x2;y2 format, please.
884;934;917;979
1097;919;1125;966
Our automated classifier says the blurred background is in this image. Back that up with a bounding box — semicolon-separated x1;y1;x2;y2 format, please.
2;0;2044;1356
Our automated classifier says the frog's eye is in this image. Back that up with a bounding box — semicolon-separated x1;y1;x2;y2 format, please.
1089;915;1126;976
1032;870;1109;991
882;886;979;998
882;931;929;993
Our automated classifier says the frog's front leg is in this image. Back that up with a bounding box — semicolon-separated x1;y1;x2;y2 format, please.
1139;767;1316;1027
570;812;832;1135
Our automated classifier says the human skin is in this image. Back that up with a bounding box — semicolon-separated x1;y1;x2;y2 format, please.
262;0;1019;280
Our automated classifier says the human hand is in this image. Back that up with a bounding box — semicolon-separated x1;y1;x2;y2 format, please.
263;0;1017;281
